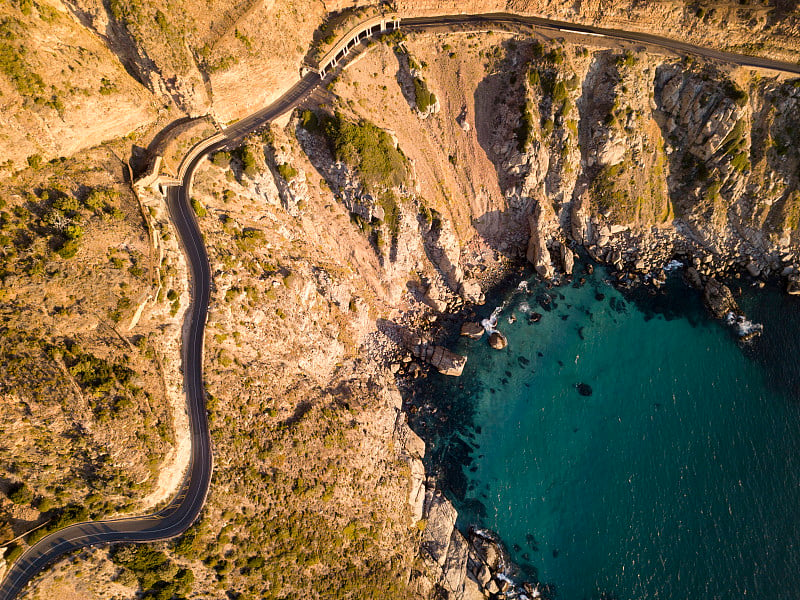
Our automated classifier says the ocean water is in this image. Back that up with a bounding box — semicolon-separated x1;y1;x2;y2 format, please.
410;262;800;600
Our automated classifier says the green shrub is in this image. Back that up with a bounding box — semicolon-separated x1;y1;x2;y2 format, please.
7;482;33;505
552;80;568;105
412;77;436;113
516;101;535;151
26;154;42;169
191;198;207;217
323;113;409;192
212;151;231;167
238;146;258;178
300;109;319;132
277;163;298;181
56;238;79;259
722;79;748;107
730;151;749;172
5;544;23;564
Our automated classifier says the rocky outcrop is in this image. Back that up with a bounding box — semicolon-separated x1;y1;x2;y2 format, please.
703;278;740;319
560;242;576;275
414;486;544;600
396;415;427;523
526;211;555;280
405;332;467;376
655;66;745;161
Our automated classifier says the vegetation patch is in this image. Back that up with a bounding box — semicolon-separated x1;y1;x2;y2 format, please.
322;113;409;192
412;76;436;113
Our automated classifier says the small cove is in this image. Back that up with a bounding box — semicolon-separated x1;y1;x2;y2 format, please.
410;262;800;600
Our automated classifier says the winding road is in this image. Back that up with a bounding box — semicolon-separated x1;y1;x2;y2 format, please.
1;11;799;599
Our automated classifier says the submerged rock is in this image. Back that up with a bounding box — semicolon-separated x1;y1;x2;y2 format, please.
488;331;507;350
576;383;593;396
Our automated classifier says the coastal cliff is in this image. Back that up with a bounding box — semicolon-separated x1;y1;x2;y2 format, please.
2;6;800;600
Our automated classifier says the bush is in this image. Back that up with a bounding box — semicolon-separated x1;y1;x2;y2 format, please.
7;482;33;505
516;101;535;151
300;109;319;132
56;238;79;259
190;198;207;217
237;146;258;178
323;113;409;192
5;544;23;564
26;154;42;169
277;163;298;181
413;77;436;113
211;151;231;167
722;79;748;107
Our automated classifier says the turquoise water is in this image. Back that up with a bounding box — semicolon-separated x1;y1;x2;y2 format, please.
411;264;800;600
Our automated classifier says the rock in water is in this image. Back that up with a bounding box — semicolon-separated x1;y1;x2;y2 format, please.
488;332;507;350
685;266;703;289
576;383;593;396
430;346;467;376
461;322;485;339
788;274;800;295
703;278;739;319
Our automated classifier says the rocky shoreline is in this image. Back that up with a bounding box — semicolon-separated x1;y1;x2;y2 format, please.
393;226;798;598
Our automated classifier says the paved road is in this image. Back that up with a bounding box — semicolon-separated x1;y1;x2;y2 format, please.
2;11;799;600
403;13;800;75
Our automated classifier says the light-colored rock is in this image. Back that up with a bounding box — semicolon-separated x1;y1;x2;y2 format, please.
461;280;485;305
422;493;457;567
461;322;485;339
571;190;592;244
409;458;426;522
463;571;487;600
430;346;467;376
441;528;469;594
560;243;575;275
526;213;555;279
488;331;507;350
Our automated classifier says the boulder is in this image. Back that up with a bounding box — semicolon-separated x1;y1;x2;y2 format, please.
460;322;485;339
463;571;487;600
409;458;426;522
560;243;575;275
430;346;467;376
461;280;485;305
477;564;492;587
486;580;500;595
703;278;739;319
746;261;761;277
488;331;507;350
788;274;800;295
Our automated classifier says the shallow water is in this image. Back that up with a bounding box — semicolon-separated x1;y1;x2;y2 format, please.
411;264;800;600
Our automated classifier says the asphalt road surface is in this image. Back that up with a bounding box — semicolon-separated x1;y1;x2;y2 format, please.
2;11;798;600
